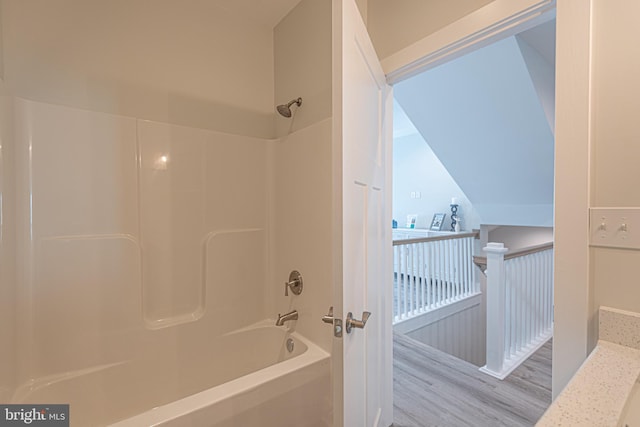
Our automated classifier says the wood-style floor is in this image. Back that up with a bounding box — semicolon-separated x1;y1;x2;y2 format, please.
393;332;552;427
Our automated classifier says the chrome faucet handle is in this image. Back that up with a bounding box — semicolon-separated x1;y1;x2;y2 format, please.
284;280;296;296
284;270;303;296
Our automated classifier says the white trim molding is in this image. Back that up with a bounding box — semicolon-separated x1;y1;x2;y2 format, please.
383;0;556;84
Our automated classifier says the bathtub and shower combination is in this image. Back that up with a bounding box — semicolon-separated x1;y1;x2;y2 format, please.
7;97;331;426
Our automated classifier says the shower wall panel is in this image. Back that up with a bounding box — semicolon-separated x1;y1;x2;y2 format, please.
14;99;140;382
14;98;269;385
138;121;206;327
271;118;333;352
138;120;269;328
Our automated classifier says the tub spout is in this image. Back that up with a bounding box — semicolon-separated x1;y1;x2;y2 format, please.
276;310;298;326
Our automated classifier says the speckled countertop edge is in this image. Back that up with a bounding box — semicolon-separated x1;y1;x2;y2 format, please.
536;307;640;427
599;306;640;350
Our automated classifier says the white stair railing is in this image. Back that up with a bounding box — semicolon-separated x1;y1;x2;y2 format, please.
480;242;554;380
393;232;478;324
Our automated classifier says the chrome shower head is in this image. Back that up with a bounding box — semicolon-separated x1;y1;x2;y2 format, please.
276;97;302;118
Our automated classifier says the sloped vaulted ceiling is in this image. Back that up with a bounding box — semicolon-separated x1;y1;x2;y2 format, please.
394;34;555;226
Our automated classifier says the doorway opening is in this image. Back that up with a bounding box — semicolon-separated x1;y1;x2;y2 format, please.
390;16;556;427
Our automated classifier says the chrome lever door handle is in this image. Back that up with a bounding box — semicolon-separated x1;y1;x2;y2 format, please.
321;306;343;338
346;311;371;334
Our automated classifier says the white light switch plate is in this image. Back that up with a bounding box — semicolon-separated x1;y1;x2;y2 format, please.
590;208;640;249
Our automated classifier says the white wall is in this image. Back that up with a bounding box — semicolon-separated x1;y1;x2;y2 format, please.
403;297;485;367
270;120;333;352
1;0;275;138
516;22;556;134
393;129;480;231
273;0;333;353
367;0;493;60
487;226;553;251
395;36;554;227
12;98;272;390
552;0;592;398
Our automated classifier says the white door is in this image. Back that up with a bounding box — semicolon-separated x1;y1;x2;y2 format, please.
332;0;393;426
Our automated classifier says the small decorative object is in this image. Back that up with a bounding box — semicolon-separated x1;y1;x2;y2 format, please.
430;213;446;231
406;214;417;229
450;202;459;232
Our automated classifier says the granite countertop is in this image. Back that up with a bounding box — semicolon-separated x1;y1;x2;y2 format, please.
536;307;640;426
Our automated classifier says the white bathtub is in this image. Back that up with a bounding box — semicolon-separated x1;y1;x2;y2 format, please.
13;322;331;426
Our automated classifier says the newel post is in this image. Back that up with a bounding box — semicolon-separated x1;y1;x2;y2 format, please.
482;242;509;377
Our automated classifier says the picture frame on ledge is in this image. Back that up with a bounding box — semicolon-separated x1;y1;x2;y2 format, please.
429;213;446;231
406;214;418;229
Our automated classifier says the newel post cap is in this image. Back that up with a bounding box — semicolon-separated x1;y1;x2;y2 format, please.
483;242;509;254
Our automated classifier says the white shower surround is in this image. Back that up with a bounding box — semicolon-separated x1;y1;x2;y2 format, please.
7;98;332;425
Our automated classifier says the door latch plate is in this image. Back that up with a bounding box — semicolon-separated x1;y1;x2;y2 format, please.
334;319;343;338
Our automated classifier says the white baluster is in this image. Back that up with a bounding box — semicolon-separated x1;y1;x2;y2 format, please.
411;243;415;315
466;237;472;294
453;240;459;299
442;240;452;303
420;242;425;312
470;238;476;293
402;245;407;319
549;250;554;327
536;252;542;337
438;240;446;305
466;237;478;292
394;245;399;322
515;258;525;351
524;256;530;346
427;242;436;310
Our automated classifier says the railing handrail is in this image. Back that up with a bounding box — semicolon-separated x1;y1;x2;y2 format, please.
504;242;553;260
474;241;553;264
393;231;479;246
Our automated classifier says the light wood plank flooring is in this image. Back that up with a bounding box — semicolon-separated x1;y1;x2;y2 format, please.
393;332;552;427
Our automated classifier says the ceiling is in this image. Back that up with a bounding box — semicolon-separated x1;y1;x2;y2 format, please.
213;0;302;28
393;24;556;226
395;18;555;140
517;19;556;67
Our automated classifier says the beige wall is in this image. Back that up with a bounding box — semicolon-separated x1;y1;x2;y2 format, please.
0;90;15;401
367;0;494;60
552;0;640;397
274;0;332;138
0;6;13;401
1;0;275;138
488;226;554;252
590;0;640;326
272;0;333;352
